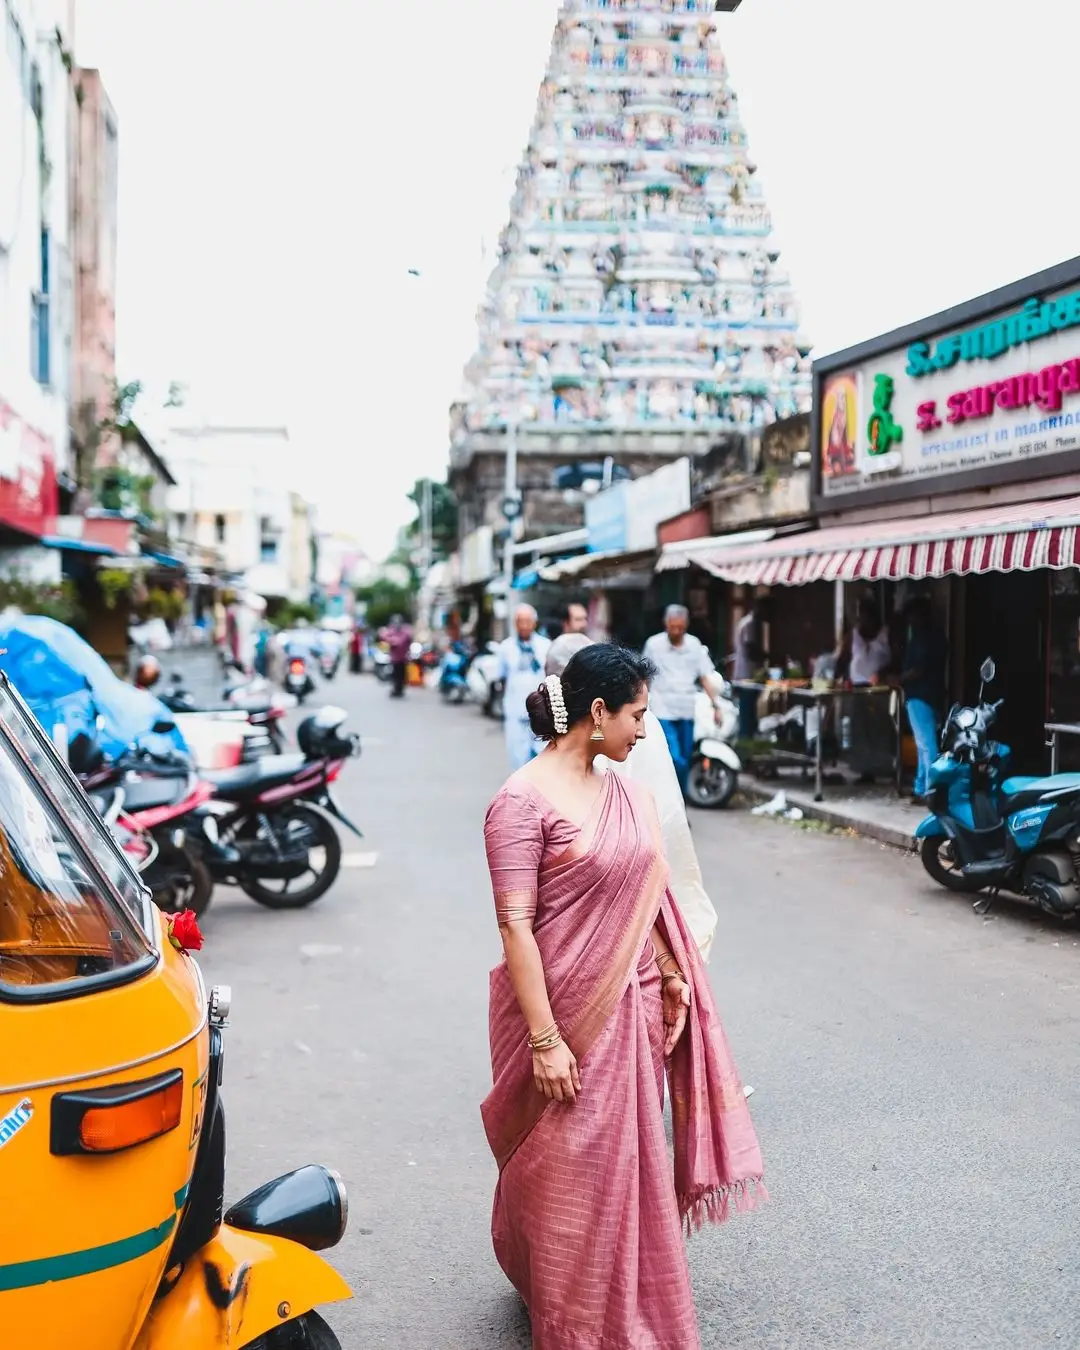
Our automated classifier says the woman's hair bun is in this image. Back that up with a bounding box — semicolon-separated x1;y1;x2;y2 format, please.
526;684;558;741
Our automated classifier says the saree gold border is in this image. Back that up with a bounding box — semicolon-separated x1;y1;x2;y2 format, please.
491;852;669;1173
565;853;667;1057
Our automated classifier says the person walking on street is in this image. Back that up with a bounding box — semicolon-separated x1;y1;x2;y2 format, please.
481;644;763;1348
900;596;948;803
495;605;551;771
644;605;728;797
732;598;769;740
386;614;413;699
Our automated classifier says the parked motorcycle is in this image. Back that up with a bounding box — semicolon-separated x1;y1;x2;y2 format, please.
916;657;1080;917
438;642;473;703
467;642;504;719
196;706;362;908
78;740;217;917
372;645;393;683
686;687;742;809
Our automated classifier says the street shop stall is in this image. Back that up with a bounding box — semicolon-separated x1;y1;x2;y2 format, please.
730;680;903;801
693;253;1080;780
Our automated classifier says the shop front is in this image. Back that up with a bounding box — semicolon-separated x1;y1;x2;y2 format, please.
685;255;1080;776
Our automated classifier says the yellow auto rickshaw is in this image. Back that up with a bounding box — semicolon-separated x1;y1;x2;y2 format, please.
0;673;351;1349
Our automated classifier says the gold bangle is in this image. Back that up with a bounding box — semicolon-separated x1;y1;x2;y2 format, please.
661;970;685;986
528;1023;562;1050
654;949;673;966
657;953;680;971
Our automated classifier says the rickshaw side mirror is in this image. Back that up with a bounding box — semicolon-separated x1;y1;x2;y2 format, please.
979;658;996;685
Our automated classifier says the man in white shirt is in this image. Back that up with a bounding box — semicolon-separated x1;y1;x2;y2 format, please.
643;606;727;798
495;604;552;771
545;634;717;959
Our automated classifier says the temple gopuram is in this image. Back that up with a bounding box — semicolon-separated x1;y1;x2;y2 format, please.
451;0;812;569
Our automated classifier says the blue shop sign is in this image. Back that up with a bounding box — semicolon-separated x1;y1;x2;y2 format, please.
585;482;628;553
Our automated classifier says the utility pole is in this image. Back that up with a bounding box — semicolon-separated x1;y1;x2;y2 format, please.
420;475;433;575
501;411;521;617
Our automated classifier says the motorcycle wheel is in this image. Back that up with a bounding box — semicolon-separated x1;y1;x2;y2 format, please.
246;1311;342;1349
239;804;342;909
920;836;981;893
152;843;214;918
686;756;737;810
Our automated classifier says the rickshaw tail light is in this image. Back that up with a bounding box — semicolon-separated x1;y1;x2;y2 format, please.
81;1079;183;1152
51;1070;184;1156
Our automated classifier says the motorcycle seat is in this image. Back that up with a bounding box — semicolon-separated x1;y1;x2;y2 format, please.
204;753;308;802
121;776;192;813
1001;774;1080;811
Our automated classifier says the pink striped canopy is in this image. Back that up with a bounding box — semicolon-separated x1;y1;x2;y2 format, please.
693;494;1080;587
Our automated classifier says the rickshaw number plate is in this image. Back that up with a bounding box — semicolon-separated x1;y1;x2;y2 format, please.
190;1072;208;1149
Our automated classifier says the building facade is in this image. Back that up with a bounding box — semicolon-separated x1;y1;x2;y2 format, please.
69;64;119;499
164;424;313;602
0;0;75;543
662;255;1080;774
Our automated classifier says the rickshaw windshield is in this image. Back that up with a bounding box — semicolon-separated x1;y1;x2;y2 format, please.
0;677;155;1001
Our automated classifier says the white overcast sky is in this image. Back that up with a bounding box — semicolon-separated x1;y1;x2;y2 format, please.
76;0;1080;557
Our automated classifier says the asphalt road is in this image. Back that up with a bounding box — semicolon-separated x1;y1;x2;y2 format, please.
195;669;1080;1349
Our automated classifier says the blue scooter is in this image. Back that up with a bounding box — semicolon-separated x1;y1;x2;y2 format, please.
916;657;1080;917
438;642;472;704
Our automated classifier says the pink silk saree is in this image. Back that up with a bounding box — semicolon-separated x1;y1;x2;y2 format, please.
482;772;764;1349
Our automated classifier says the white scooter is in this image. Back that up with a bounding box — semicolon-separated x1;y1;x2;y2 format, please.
466;641;504;719
686;687;742;809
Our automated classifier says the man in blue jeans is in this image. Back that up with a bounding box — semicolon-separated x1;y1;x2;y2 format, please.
900;597;947;803
644;606;728;797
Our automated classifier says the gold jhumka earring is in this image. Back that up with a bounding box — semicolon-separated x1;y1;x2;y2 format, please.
590;722;605;742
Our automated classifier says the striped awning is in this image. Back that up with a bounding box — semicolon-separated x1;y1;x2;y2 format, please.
691;495;1080;587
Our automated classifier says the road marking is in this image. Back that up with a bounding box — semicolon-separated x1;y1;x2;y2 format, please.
342;852;379;869
300;944;344;959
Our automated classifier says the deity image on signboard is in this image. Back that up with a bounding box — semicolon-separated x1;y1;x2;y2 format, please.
820;373;859;479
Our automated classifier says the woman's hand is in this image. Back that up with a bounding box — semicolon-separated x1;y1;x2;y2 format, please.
532;1041;581;1103
662;977;691;1057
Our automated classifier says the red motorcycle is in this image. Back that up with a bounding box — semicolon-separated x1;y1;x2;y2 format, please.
82;745;217;915
195;706;361;909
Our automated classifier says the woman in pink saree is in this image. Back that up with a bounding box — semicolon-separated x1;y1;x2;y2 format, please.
482;644;764;1349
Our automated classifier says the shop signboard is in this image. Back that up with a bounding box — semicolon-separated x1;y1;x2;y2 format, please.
585;481;629;553
813;257;1080;510
625;457;692;552
0;395;58;537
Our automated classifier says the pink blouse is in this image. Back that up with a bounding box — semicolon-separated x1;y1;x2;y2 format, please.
483;780;591;926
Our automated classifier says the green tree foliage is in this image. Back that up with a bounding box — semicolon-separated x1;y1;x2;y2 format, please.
406;479;458;561
354;578;415;631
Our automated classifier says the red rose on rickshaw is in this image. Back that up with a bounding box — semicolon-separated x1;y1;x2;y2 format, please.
166;909;204;953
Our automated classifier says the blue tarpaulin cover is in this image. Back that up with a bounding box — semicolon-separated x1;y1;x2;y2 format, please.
0;615;187;759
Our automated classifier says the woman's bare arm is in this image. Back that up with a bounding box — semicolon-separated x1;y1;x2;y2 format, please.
499;920;557;1036
500;920;582;1102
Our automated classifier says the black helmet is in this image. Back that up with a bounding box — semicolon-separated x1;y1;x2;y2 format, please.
297;706;357;760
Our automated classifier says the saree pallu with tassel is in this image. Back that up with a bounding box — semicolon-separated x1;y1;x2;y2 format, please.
482;773;764;1350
